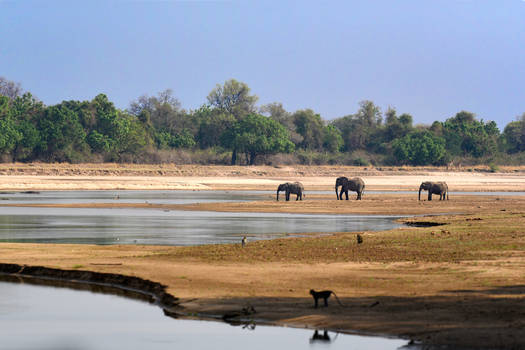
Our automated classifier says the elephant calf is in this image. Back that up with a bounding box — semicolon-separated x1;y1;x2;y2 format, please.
335;176;365;200
418;181;449;201
277;182;304;201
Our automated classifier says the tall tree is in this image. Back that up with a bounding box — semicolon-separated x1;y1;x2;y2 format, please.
392;130;446;165
129;89;189;133
221;114;294;165
260;102;303;145
441;111;499;158
207;79;258;164
503;113;525;153
0;77;23;99
207;79;258;119
37;104;88;161
333;100;382;151
10;93;44;160
292;109;325;150
0;96;22;157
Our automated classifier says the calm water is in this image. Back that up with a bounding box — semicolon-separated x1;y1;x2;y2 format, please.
0;191;403;245
0;278;410;350
0;190;268;205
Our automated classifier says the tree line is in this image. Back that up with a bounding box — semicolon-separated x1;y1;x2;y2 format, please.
1;76;524;166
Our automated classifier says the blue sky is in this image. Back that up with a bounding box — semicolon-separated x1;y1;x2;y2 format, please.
1;0;524;130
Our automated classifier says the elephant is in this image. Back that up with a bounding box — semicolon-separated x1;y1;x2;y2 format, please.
276;182;304;201
335;177;365;200
418;181;449;201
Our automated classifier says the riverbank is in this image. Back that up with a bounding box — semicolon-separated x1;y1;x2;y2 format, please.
0;164;524;348
0;197;524;347
0;163;524;191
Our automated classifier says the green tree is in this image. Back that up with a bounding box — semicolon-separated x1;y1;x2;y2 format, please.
333;100;382;151
503;113;525;153
37;104;88;161
292;109;324;150
0;96;22;157
384;107;413;142
10;93;44;161
207;79;258;119
260;102;303;145
195;106;236;149
392;130;446;165
207;79;258;164
322;124;343;152
221;114;294;165
441;111;499;158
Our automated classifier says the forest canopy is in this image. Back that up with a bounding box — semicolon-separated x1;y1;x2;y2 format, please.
0;76;524;166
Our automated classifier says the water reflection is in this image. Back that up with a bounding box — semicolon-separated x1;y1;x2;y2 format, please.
310;330;338;344
0;206;402;246
0;278;410;350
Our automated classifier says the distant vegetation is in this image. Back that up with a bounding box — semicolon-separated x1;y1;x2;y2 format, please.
1;76;524;166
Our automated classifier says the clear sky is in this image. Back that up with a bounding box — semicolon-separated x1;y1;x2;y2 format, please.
1;0;524;130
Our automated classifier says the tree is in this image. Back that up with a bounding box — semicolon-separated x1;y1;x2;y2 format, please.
221;114;294;165
10;93;44;161
37;104;88;161
292;109;324;150
442;111;499;158
129;89;190;134
260;102;302;145
195;106;236;149
503;113;525;153
322;124;343;152
392;130;446;165
206;79;259;164
0;77;23;99
332;100;383;151
207;79;258;119
384;107;413;142
0;96;22;157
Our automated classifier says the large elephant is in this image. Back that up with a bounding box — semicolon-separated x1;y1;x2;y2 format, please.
418;181;449;201
335;177;365;200
276;182;304;201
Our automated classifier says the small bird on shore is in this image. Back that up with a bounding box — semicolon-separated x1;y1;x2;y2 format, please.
357;234;363;244
241;236;247;247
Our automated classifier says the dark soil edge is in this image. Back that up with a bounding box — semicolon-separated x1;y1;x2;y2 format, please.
0;263;179;309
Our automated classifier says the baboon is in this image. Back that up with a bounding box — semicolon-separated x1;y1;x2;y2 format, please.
357;234;363;244
309;289;343;308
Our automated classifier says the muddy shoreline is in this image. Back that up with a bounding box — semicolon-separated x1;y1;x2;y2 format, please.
0;263;179;308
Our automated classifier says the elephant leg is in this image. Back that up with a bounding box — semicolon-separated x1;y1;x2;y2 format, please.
286;191;290;201
344;191;349;200
428;192;432;201
357;191;362;200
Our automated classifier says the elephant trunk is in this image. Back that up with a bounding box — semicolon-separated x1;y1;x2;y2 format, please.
276;190;280;201
335;184;339;199
418;186;423;201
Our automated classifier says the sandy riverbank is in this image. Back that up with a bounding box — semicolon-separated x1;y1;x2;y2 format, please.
0;163;524;191
0;164;525;348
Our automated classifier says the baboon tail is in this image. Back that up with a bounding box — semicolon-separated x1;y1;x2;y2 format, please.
332;292;344;306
